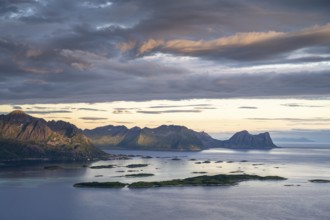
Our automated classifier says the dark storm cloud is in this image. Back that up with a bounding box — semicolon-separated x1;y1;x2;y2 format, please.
1;70;330;104
0;0;39;14
255;0;330;11
1;0;330;103
113;0;330;40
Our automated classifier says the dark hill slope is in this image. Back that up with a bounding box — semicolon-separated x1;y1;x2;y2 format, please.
0;111;106;161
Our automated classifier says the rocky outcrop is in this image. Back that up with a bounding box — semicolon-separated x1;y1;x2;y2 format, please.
221;130;278;149
0;111;106;161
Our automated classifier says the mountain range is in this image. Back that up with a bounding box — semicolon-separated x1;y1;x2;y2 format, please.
0;111;278;161
0;110;106;161
84;125;278;151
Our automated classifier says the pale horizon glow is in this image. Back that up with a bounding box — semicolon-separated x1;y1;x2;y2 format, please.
1;98;330;141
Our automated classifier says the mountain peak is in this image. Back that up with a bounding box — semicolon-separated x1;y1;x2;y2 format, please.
0;111;106;161
5;110;36;124
8;110;27;116
225;130;278;148
237;130;249;134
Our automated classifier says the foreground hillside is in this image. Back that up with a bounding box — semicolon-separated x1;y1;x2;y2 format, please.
0;111;106;161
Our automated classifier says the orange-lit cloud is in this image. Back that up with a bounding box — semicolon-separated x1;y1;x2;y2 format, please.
123;23;330;60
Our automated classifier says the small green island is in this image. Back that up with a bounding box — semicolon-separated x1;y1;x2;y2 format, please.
89;165;115;169
125;173;155;178
171;158;181;161
74;181;127;188
126;164;149;168
73;174;286;189
44;165;63;170
309;179;330;183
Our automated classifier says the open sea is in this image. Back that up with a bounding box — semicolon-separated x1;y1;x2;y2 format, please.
0;143;330;220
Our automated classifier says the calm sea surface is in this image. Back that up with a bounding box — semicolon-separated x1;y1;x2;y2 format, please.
0;143;330;220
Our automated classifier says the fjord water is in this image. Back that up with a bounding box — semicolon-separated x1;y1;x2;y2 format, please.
1;144;330;220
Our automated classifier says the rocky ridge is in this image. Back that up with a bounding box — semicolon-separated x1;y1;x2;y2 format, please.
84;125;278;151
0;110;106;161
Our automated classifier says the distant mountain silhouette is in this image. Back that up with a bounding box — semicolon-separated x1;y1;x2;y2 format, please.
84;125;220;151
0;111;279;160
0;111;106;161
84;125;278;151
220;130;277;149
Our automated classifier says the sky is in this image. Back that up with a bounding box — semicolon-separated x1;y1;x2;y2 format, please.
0;0;330;141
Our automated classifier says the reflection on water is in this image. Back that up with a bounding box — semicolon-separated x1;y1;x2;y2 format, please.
0;144;330;220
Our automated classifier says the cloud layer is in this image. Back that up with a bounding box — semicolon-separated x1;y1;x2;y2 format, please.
1;0;330;103
126;24;330;61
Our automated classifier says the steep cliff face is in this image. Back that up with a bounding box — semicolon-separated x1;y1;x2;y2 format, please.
221;130;278;148
84;125;219;151
0;111;106;161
